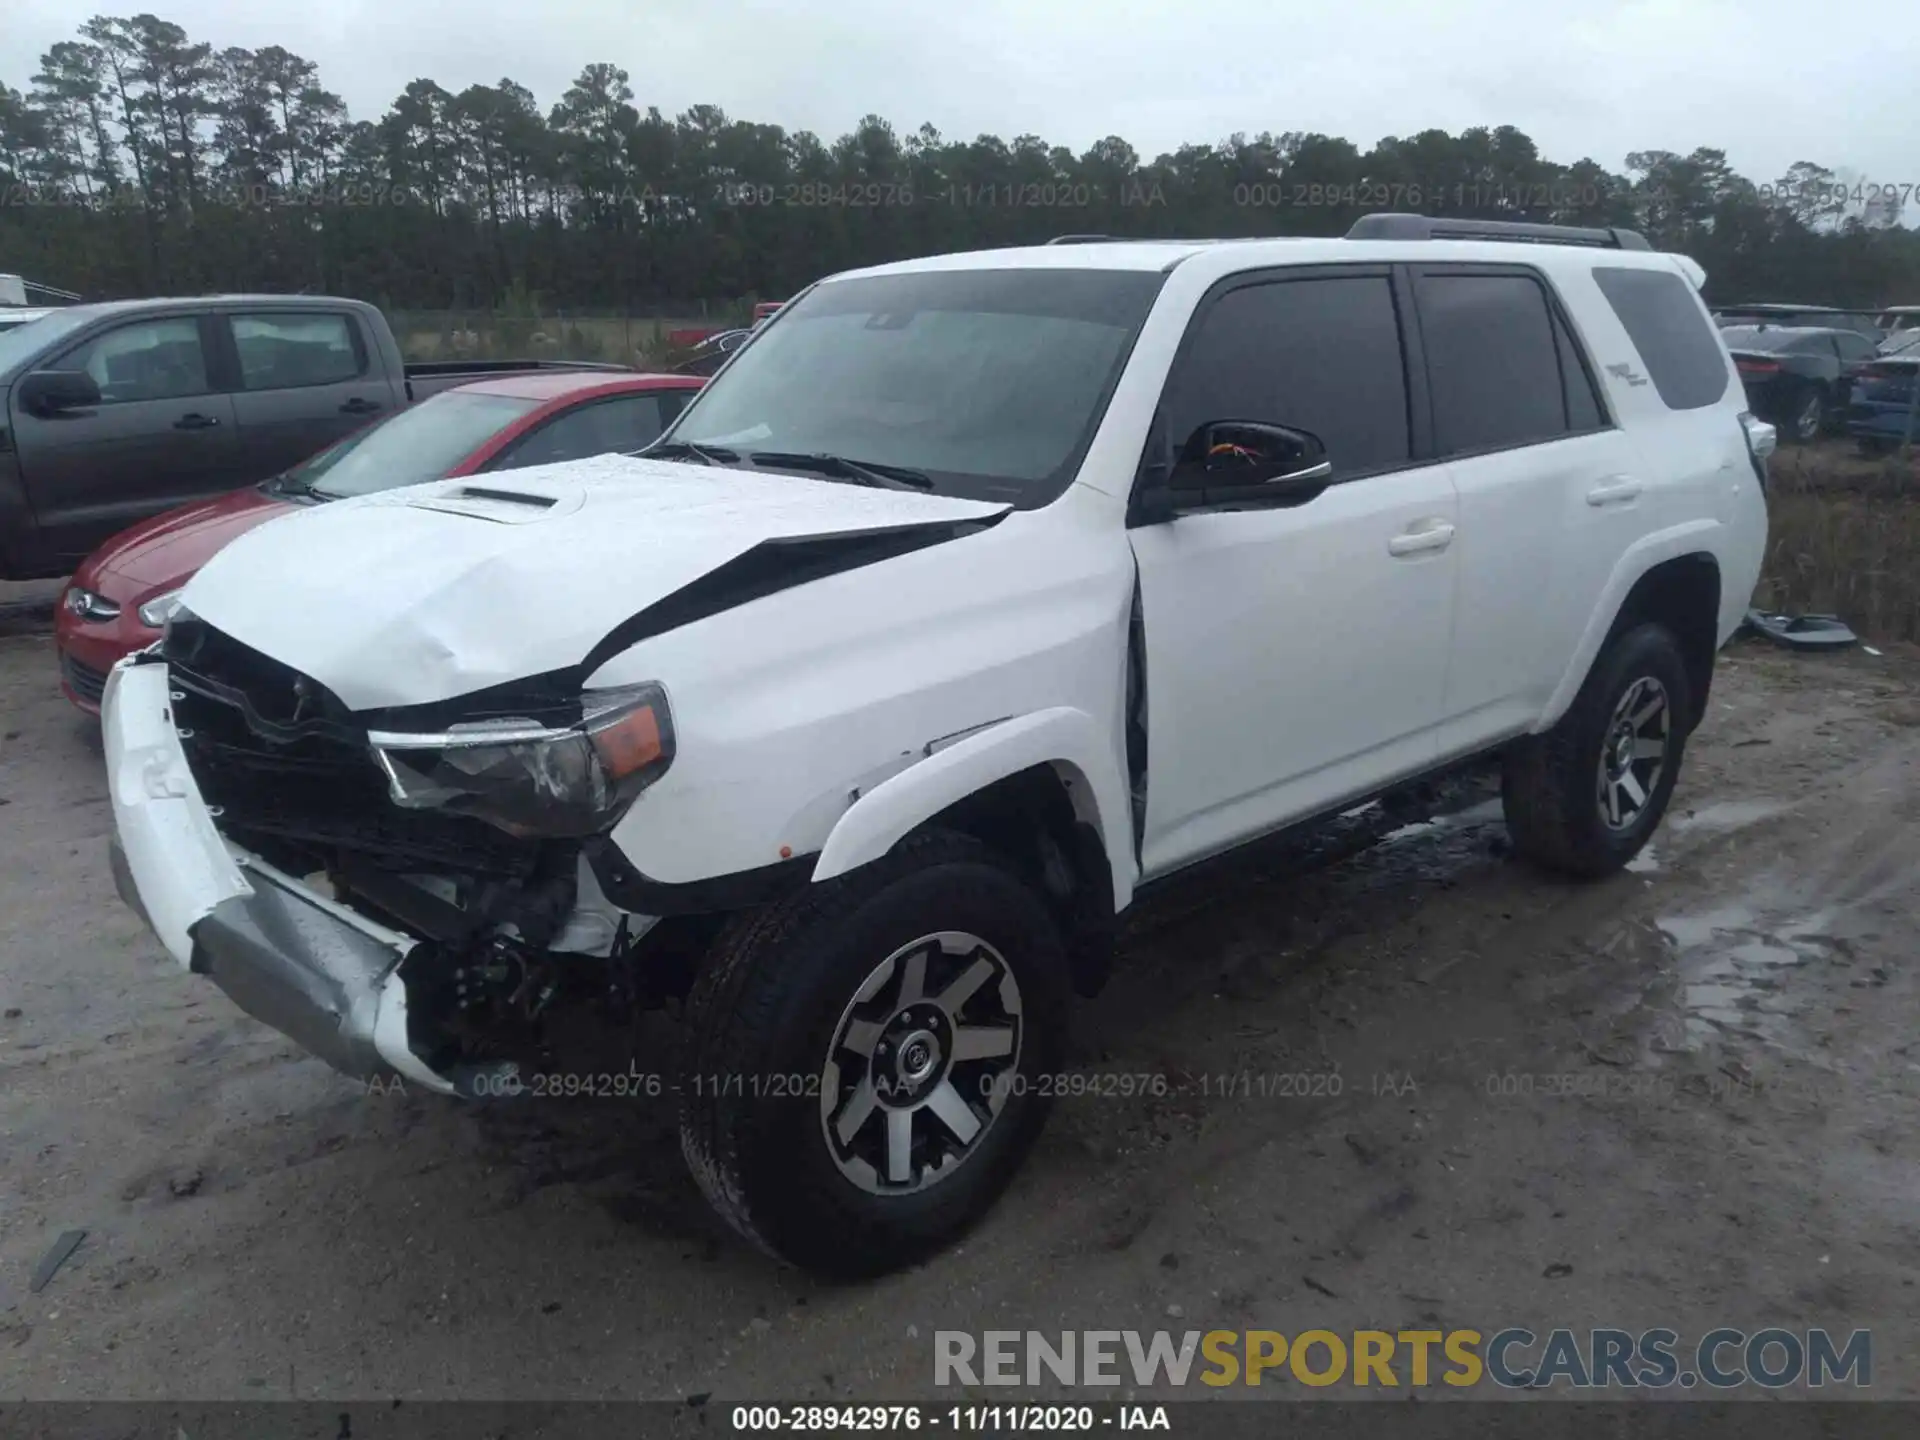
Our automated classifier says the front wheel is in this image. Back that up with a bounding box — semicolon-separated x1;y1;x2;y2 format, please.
677;830;1067;1276
1502;622;1693;878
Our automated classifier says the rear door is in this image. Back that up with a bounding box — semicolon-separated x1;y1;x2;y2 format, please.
1411;264;1645;754
10;311;240;565
220;309;395;481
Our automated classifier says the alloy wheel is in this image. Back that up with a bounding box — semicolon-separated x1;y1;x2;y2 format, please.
820;931;1023;1195
1596;675;1670;831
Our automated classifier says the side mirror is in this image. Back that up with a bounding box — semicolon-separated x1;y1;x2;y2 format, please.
19;368;102;418
1167;421;1332;506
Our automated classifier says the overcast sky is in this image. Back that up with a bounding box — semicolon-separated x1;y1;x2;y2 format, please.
8;0;1917;194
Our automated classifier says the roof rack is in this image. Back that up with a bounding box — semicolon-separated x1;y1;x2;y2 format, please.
1345;212;1650;251
1045;234;1120;245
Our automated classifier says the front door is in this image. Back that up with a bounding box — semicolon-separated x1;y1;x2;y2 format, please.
12;312;240;568
1129;268;1459;878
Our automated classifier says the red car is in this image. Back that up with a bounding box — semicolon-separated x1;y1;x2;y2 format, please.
55;369;704;713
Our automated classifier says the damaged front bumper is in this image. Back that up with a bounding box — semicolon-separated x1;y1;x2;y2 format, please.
103;657;454;1094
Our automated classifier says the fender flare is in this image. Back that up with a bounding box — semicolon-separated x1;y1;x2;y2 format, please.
810;706;1138;909
1536;518;1723;730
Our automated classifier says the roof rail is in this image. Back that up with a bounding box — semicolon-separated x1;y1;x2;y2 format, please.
1345;212;1650;251
1045;234;1118;245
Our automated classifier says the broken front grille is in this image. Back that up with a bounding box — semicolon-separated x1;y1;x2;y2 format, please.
161;618;539;877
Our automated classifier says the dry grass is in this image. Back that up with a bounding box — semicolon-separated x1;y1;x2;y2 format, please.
1757;441;1920;642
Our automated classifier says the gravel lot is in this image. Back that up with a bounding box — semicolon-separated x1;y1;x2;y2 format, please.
3;586;1918;1402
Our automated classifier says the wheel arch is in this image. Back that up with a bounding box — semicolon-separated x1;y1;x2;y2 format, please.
814;706;1136;906
1542;540;1722;735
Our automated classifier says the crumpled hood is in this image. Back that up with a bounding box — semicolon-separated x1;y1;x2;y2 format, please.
180;454;1009;711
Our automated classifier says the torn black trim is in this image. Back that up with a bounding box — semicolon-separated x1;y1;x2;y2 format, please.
584;838;811;916
575;515;1003;677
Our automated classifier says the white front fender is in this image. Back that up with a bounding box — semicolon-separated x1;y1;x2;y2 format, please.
810;706;1138;910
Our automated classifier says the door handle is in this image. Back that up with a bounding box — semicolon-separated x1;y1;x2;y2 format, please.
340;398;384;415
173;412;220;430
1586;478;1642;506
1387;519;1455;557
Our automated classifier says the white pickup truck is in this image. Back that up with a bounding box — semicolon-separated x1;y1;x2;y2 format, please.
104;214;1771;1276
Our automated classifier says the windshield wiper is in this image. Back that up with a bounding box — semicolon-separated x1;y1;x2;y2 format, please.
749;451;933;491
264;471;329;502
641;440;740;466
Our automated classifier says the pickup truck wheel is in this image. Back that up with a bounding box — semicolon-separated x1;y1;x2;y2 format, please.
677;830;1067;1276
1501;622;1693;878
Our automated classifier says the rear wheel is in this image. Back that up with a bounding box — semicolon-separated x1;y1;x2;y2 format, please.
1502;623;1693;878
678;830;1067;1276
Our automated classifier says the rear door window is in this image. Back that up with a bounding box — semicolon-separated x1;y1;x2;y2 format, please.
230;312;365;390
1414;271;1569;455
1591;266;1730;410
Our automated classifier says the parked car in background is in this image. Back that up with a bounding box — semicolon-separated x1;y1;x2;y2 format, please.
0;306;60;335
675;327;752;376
1874;305;1919;335
1712;303;1883;340
1847;332;1920;452
752;300;785;325
1720;324;1879;442
56;369;702;712
1;294;630;581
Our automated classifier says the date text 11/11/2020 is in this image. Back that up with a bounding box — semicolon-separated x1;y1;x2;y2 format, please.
730;1404;1172;1432
352;1068;1416;1102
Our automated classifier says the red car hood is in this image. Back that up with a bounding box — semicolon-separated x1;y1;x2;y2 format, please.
86;486;296;595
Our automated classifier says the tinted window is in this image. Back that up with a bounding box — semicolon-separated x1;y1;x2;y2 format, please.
1835;332;1878;361
671;268;1165;505
1592;266;1730;410
290;390;541;499
232;312;363;390
60;317;210;404
1554;308;1606;431
492;394;673;470
1166;275;1409;475
1417;272;1566;454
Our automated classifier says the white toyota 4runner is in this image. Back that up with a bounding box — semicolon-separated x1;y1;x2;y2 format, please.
105;214;1772;1275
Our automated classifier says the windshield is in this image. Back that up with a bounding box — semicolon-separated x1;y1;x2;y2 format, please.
665;268;1166;504
286;389;542;499
0;308;92;375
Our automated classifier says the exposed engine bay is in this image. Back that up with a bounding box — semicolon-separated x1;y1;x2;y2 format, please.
159;613;705;1091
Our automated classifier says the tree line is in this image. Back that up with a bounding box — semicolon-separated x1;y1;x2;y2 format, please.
3;12;1917;312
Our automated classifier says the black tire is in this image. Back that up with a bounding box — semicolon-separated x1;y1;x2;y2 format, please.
1501;623;1694;878
678;828;1068;1276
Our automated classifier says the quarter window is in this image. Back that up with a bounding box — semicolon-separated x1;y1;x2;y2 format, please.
1591;266;1730;411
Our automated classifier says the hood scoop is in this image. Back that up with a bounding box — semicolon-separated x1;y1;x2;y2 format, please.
405;483;578;524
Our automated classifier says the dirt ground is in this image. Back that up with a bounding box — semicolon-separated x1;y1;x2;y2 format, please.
3;581;1919;1403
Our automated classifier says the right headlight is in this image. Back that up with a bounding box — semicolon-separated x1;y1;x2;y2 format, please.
366;683;675;838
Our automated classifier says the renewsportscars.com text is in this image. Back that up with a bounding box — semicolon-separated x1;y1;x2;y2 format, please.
934;1328;1871;1390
